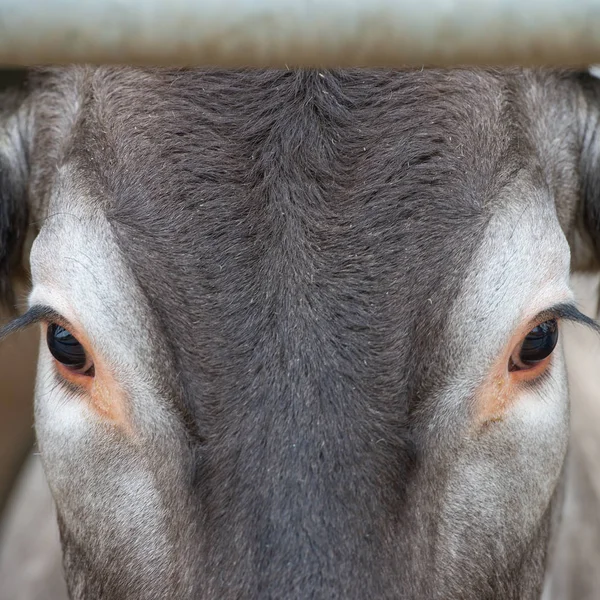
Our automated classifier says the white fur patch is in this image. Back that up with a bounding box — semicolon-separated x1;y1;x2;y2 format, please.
28;165;195;594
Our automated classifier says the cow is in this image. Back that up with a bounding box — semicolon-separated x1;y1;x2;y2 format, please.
1;67;600;599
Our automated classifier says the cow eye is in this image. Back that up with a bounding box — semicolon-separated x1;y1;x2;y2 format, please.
47;323;93;375
510;319;558;372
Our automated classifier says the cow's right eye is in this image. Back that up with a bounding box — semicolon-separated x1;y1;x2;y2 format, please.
47;323;94;376
509;319;558;374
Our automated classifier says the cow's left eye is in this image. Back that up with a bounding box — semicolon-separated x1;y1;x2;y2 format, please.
510;319;558;372
47;324;94;376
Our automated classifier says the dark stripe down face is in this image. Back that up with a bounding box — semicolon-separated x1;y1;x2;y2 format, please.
27;68;582;599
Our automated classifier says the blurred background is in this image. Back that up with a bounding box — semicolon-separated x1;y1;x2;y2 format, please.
0;298;37;514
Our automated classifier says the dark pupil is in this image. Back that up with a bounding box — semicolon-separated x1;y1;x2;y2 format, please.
47;324;87;370
519;319;559;365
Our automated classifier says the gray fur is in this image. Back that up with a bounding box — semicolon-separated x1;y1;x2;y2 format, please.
2;67;600;598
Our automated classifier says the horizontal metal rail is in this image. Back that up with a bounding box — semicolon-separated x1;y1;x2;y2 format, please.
0;0;600;66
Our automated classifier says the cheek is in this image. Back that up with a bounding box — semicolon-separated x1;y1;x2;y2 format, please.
439;349;569;567
33;347;196;596
34;336;156;539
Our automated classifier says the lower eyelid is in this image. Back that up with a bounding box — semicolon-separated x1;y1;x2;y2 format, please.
53;359;95;388
509;354;553;383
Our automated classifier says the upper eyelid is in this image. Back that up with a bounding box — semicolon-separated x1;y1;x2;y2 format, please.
0;305;75;342
3;303;599;346
526;308;564;330
37;309;75;332
533;302;600;335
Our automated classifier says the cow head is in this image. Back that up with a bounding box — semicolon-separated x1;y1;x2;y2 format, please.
2;67;600;599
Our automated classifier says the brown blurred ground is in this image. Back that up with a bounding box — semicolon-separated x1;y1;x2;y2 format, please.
0;309;37;513
0;69;36;514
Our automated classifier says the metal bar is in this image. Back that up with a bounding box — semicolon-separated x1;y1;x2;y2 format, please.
0;0;599;67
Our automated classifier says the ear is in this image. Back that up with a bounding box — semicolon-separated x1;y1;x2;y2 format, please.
0;70;31;309
568;68;600;273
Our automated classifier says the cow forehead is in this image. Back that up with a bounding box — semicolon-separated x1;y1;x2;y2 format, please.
28;68;573;418
30;172;571;398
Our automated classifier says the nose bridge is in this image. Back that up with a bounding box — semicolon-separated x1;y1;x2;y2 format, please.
235;389;374;597
202;331;409;600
